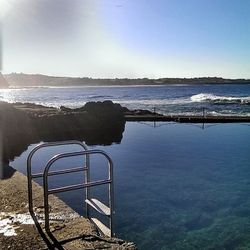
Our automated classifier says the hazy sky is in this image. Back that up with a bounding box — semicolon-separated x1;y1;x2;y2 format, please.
1;0;250;78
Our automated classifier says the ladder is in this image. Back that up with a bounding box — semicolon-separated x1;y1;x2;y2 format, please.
27;140;114;241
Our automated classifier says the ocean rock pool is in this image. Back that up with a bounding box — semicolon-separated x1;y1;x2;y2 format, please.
10;122;250;250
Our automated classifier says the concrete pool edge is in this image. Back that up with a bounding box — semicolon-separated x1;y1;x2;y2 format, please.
0;166;137;250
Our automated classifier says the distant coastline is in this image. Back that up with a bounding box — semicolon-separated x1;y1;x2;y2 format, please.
4;73;250;87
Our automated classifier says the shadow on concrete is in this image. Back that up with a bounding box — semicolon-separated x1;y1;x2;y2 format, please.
30;211;64;250
0;164;16;180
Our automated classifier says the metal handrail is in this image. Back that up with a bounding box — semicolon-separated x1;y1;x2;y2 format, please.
27;141;114;239
43;150;114;237
27;140;89;215
32;166;88;179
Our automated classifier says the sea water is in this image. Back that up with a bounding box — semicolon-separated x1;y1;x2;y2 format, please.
10;122;250;250
1;84;250;116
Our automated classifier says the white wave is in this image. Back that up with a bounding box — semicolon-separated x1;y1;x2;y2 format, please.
191;93;250;104
117;98;191;106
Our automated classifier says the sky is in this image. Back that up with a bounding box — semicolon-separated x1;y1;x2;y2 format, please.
1;0;250;78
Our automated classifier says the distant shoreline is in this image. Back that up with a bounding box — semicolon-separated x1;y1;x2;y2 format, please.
4;73;250;87
7;83;250;89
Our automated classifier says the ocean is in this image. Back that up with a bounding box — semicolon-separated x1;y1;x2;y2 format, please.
3;83;250;249
1;83;250;116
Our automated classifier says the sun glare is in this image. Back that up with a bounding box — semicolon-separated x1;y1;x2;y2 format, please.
0;0;12;19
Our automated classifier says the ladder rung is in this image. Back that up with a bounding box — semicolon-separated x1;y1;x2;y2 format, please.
32;166;88;178
85;198;110;216
48;179;111;194
91;217;111;237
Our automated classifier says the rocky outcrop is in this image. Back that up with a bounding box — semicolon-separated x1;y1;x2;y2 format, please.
0;101;125;163
0;102;35;163
0;73;9;88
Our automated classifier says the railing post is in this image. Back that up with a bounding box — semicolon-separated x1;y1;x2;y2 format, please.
85;154;90;218
43;168;50;233
27;154;34;215
109;159;114;237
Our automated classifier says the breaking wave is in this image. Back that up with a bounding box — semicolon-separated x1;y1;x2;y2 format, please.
118;98;191;105
191;93;250;104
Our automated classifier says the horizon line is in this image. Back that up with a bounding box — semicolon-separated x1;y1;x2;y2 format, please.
2;72;250;81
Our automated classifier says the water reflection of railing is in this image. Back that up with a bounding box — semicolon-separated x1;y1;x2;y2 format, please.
137;121;175;128
137;121;220;130
190;123;219;130
138;121;250;130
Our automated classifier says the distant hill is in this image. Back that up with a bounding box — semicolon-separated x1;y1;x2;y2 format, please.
4;73;250;87
0;73;9;88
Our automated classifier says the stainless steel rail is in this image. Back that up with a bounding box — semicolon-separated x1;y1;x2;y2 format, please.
27;140;114;240
48;180;111;195
43;150;114;237
32;166;88;179
27;140;89;216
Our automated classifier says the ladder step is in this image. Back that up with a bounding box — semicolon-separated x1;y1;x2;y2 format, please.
91;217;111;237
85;198;110;216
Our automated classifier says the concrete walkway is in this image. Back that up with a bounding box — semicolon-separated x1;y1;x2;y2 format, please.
0;165;136;249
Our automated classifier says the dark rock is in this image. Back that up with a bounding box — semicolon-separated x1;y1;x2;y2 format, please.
134;109;154;115
0;102;35;163
0;101;125;165
60;106;73;112
84;100;125;123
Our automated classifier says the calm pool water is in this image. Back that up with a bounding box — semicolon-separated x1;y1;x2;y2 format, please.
11;122;250;250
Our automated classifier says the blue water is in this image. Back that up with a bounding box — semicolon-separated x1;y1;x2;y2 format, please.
1;84;250;116
11;122;250;249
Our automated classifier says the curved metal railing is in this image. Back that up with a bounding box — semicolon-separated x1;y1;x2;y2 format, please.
43;149;114;237
27;140;114;239
27;140;88;215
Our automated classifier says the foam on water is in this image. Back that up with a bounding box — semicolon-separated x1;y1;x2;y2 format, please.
118;98;191;106
191;93;250;104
